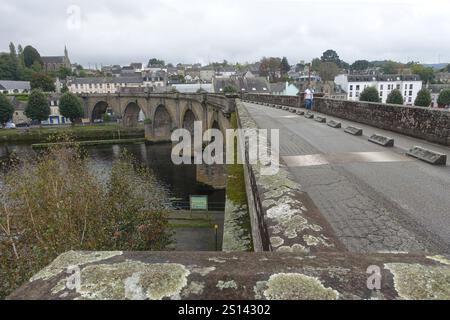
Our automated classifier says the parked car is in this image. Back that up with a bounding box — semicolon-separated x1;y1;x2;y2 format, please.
5;122;16;129
15;122;30;128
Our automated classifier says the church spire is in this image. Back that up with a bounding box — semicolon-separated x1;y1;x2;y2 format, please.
64;45;68;58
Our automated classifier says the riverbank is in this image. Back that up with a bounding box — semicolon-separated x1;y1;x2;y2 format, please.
32;138;146;149
0;124;144;143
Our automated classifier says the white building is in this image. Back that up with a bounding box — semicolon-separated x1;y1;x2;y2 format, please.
0;80;31;94
335;74;422;105
68;76;144;94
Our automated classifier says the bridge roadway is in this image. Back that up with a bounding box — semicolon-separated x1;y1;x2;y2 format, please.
242;101;450;254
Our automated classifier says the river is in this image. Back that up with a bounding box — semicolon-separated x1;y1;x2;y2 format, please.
0;142;226;251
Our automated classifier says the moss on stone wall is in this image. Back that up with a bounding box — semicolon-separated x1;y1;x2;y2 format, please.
223;112;253;252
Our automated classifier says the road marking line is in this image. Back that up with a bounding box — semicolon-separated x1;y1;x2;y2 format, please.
283;151;413;167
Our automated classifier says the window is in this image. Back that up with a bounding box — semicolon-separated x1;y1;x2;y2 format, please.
356;92;360;98
405;84;408;89
380;85;384;90
397;84;400;90
350;85;353;91
349;92;353;98
409;91;413;96
410;84;413;90
380;91;383;97
356;85;360;91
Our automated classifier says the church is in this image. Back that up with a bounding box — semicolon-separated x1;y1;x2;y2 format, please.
41;46;71;72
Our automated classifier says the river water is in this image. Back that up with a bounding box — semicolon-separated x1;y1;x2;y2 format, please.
0;142;226;251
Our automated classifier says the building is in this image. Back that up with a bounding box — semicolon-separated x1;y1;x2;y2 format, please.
0;80;31;94
213;77;270;94
171;83;214;93
8;96;29;125
68;76;144;94
41;46;71;72
270;82;299;96
335;74;422;105
142;70;167;89
41;94;71;125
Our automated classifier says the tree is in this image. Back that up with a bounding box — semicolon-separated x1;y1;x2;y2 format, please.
223;85;237;94
25;90;50;123
280;57;290;75
381;61;402;74
30;72;55;92
321;49;340;64
410;64;435;84
57;66;73;80
359;86;380;103
437;89;450;107
318;62;339;81
0;93;14;126
311;58;321;71
351;60;371;71
386;89;404;105
147;58;165;67
414;89;432;107
59;92;84;123
23;45;43;68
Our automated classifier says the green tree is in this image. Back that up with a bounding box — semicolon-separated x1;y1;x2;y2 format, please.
0;93;14;126
318;62;339;81
437;89;450;107
414;89;432;107
223;85;237;94
321;49;340;64
386;89;404;105
61;83;69;94
410;64;435;84
359;86;380;103
351;60;371;71
25;90;50;123
59;92;84;123
311;58;321;71
23;45;43;68
147;58;165;67
381;61;402;74
280;57;290;75
30;72;55;92
57;66;73;80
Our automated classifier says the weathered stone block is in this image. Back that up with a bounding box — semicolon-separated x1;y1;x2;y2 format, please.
344;126;363;136
296;110;305;116
290;108;297;113
407;146;447;165
314;116;326;123
327;120;342;128
304;112;314;119
369;134;394;147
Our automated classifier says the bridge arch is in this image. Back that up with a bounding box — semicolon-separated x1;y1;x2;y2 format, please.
91;101;109;122
182;109;198;136
153;104;173;140
123;101;143;127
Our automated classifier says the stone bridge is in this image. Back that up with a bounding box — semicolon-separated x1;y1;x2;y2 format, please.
81;93;235;142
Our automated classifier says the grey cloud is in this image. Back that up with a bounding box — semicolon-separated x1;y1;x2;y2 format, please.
0;0;449;66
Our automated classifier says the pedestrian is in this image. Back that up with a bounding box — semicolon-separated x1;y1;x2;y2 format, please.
304;87;313;110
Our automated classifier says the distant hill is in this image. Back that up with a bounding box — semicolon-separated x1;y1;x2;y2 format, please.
423;63;448;70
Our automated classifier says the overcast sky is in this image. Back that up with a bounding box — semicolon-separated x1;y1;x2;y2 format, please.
1;0;449;67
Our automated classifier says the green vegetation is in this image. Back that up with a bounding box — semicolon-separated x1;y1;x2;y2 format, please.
25;90;50;122
437;89;450;107
59;92;84;123
414;89;432;107
224;112;253;251
0;124;144;143
32;138;146;149
410;63;435;84
359;86;381;103
386;89;404;105
0;93;14;126
30;72;56;92
0;142;172;298
223;85;238;94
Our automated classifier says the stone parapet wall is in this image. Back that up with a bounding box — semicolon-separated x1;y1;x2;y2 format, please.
9;251;450;300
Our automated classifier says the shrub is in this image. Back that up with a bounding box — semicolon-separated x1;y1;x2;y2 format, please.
24;89;50;123
0;93;14;126
437;89;450;107
359;86;380;103
386;89;404;105
59;92;84;123
0;141;172;298
414;89;432;107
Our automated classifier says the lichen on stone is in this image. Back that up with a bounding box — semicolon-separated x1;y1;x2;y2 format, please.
427;255;450;266
262;273;339;300
270;237;284;248
190;265;216;276
385;263;450;300
30;251;123;282
182;281;205;297
68;260;189;300
217;280;238;290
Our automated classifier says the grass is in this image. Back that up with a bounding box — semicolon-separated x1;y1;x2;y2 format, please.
0;124;145;143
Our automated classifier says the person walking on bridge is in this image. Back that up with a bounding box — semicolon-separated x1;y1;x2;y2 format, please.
304;87;313;110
